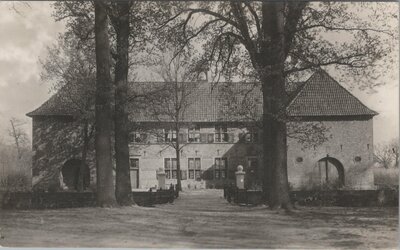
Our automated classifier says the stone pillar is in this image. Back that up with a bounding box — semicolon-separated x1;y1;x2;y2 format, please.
235;165;245;189
156;168;166;190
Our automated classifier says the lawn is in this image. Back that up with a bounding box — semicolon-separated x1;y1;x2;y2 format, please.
0;189;398;249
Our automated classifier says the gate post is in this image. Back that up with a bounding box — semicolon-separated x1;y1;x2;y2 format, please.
156;168;166;190
235;165;245;189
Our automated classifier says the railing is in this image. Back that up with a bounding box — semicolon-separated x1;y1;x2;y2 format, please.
223;187;399;207
1;186;178;209
223;185;264;205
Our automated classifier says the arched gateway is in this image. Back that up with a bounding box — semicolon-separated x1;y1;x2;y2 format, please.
61;159;90;191
316;156;345;188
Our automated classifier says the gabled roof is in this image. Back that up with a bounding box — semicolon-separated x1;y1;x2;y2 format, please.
27;70;377;121
131;82;263;122
286;70;378;117
26;84;82;117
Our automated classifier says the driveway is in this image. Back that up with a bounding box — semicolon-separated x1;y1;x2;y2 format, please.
0;189;398;248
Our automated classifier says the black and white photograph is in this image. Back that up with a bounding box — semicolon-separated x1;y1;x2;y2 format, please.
0;1;398;248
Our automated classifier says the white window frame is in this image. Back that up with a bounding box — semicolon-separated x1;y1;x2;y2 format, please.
164;157;177;179
188;157;202;181
164;129;177;142
214;157;228;179
214;125;228;143
188;125;201;143
130;132;147;143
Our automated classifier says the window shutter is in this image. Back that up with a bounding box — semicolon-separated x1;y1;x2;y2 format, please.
195;158;201;170
181;170;187;180
208;133;214;143
178;133;185;143
200;133;207;143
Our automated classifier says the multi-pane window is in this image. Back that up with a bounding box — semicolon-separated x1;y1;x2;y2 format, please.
129;132;147;143
188;125;201;143
164;129;177;142
215;125;228;142
164;158;177;179
245;128;258;143
215;158;227;179
188;158;201;181
130;158;139;169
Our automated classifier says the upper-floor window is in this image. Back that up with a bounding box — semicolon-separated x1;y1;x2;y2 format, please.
129;132;147;143
188;125;201;143
215;125;228;143
164;129;177;142
245;128;258;143
130;158;139;169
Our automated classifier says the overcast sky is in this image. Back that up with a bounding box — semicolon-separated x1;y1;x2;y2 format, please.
0;2;398;146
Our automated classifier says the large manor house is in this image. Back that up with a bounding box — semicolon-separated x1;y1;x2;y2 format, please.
27;70;377;192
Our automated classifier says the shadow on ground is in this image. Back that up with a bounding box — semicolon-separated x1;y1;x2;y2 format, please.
0;189;398;248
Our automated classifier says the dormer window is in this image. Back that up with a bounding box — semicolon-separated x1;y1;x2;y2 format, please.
164;129;177;142
215;125;228;142
188;125;201;143
245;128;258;143
129;132;147;143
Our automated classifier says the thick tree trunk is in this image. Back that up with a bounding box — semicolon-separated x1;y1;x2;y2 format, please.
175;128;182;192
261;76;292;210
94;1;117;207
113;2;134;206
260;2;292;210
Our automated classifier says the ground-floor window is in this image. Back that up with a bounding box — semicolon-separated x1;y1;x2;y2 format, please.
164;158;177;179
188;158;201;181
215;158;227;179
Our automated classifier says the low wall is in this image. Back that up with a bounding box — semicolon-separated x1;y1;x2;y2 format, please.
224;188;399;207
1;189;176;210
292;189;399;207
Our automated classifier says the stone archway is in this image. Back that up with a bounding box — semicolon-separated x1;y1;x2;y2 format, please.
61;159;90;191
316;156;345;188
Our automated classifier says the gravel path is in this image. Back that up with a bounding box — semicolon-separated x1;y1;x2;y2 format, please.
0;189;398;248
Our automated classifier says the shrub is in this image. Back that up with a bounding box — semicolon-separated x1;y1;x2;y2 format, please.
0;171;31;192
374;167;399;188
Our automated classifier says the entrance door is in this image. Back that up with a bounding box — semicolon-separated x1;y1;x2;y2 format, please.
130;158;139;189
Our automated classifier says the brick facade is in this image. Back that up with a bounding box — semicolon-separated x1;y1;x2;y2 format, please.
30;117;375;191
287;118;375;190
27;71;377;191
31;116;96;192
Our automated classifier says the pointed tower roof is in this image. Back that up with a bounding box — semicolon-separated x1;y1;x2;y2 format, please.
286;70;378;117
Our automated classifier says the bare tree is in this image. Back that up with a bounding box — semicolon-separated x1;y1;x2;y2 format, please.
375;139;399;168
40;34;96;192
219;83;332;150
8;117;29;160
157;2;397;210
146;47;200;191
50;1;182;199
